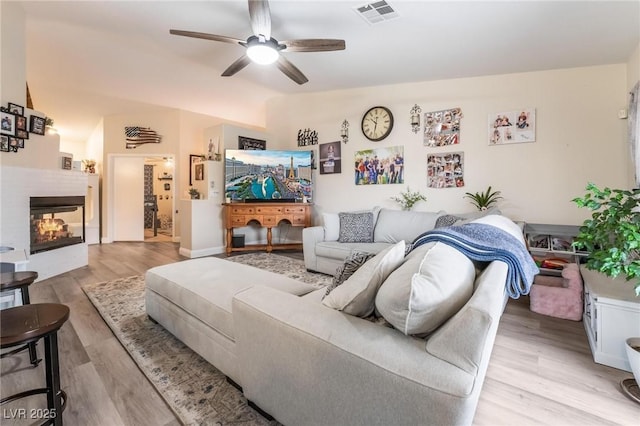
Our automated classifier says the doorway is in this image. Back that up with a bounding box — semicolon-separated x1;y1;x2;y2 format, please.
108;154;175;243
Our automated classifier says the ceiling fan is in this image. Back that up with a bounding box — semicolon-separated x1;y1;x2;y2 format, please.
170;0;346;85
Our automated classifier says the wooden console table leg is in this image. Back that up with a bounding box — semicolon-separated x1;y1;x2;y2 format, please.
226;228;233;256
266;227;273;253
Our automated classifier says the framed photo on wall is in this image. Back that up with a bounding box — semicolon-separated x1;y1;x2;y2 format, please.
238;136;266;150
8;103;24;116
189;154;203;185
319;141;342;174
0;135;9;152
29;115;46;135
1;111;17;136
195;163;204;181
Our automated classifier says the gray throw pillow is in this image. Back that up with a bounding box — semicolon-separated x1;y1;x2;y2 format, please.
435;214;463;228
323;251;375;299
338;212;374;243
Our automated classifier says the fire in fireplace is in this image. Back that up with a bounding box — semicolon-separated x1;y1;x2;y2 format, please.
30;196;85;254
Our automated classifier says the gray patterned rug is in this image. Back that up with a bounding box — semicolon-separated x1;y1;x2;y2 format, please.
82;253;332;426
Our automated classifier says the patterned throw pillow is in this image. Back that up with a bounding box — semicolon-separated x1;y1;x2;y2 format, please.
338;212;374;243
323;251;375;299
434;214;463;228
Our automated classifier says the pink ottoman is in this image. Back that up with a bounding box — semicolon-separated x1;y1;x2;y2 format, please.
529;263;583;321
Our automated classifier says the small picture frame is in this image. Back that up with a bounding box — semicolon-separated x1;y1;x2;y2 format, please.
29;115;46;135
1;111;17;136
16;115;27;131
195;163;204;181
62;156;72;170
8;136;19;152
0;135;9;152
164;183;170;191
8;103;24;116
16;129;29;140
189;154;202;185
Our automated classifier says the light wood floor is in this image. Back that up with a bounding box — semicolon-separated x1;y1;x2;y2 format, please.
1;242;638;425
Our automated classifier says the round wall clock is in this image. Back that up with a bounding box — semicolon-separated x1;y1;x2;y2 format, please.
361;106;394;141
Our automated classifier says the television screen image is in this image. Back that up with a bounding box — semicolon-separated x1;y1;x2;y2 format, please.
225;149;313;202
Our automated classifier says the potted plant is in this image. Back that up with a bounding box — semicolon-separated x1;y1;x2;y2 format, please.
188;187;200;200
464;186;502;211
572;183;640;398
391;187;426;211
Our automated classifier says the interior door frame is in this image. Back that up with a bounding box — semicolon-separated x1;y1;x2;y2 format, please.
106;153;176;243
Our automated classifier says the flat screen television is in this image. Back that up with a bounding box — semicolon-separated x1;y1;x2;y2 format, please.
225;149;313;202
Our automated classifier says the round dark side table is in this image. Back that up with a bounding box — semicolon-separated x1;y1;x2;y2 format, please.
0;271;40;365
1;303;70;426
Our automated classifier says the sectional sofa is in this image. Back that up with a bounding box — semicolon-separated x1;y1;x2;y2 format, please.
146;212;525;425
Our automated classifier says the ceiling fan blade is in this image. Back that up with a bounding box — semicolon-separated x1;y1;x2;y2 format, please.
280;39;346;52
248;0;271;39
170;29;244;45
221;55;252;77
276;56;308;85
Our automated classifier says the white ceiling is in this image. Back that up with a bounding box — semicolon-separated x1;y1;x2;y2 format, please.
17;0;640;146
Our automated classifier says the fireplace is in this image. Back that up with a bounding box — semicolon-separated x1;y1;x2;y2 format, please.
30;196;85;254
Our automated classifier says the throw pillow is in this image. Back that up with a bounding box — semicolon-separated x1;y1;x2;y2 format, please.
375;241;475;336
434;214;463;228
323;251;375;299
322;241;406;317
338;212;374;243
322;212;340;241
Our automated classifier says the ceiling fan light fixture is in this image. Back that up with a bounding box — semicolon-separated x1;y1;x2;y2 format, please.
246;36;279;65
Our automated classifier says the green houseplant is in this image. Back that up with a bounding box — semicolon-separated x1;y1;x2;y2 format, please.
464;186;502;211
188;187;201;200
391;187;427;211
572;183;640;296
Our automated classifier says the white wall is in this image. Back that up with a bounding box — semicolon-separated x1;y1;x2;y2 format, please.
1;2;26;107
266;64;630;226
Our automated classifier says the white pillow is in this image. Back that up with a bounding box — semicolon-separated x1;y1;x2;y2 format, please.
375;241;475;336
322;241;405;317
470;214;524;243
322;212;340;241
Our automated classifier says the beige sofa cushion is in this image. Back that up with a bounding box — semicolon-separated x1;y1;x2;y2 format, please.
146;257;316;341
373;208;445;243
375;241;475;336
322;241;405;317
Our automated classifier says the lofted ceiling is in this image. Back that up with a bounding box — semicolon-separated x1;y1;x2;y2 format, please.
16;0;640;146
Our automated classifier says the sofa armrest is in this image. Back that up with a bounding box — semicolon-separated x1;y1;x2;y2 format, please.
232;286;479;426
302;226;325;271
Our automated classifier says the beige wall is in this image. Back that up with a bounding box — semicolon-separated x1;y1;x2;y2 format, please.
1;2;26;107
266;64;629;226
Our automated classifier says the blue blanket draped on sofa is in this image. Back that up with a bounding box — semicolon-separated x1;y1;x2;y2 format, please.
410;223;539;299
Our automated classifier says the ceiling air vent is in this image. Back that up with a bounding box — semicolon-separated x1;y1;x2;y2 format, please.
354;1;399;25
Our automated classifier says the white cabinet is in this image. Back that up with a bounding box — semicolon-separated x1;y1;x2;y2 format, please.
581;265;640;372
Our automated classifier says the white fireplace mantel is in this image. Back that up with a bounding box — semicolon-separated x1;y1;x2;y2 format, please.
0;165;89;281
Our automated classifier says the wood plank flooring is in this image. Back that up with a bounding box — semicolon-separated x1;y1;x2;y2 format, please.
1;242;638;425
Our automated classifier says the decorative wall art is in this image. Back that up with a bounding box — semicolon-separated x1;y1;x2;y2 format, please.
628;82;639;187
29;115;46;135
489;108;536;145
319;141;342;174
8;103;24;115
62;156;73;170
124;126;162;149
189;154;204;185
297;128;318;146
238;136;266;150
0;135;9;152
1;110;17;136
16;115;27;131
194;163;204;181
354;145;404;185
424;107;463;147
427;151;464;188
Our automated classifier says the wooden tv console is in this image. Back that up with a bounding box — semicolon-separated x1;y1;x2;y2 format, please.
223;202;312;255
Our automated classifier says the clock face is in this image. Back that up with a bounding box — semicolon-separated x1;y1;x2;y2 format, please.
361;106;394;141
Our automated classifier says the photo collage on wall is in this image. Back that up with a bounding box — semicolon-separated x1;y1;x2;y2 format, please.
354;145;404;185
319;141;342;174
1;102;41;153
427;152;464;188
489;108;536;145
423;107;463;147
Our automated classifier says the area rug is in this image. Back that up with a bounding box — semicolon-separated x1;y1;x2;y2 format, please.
81;253;332;425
